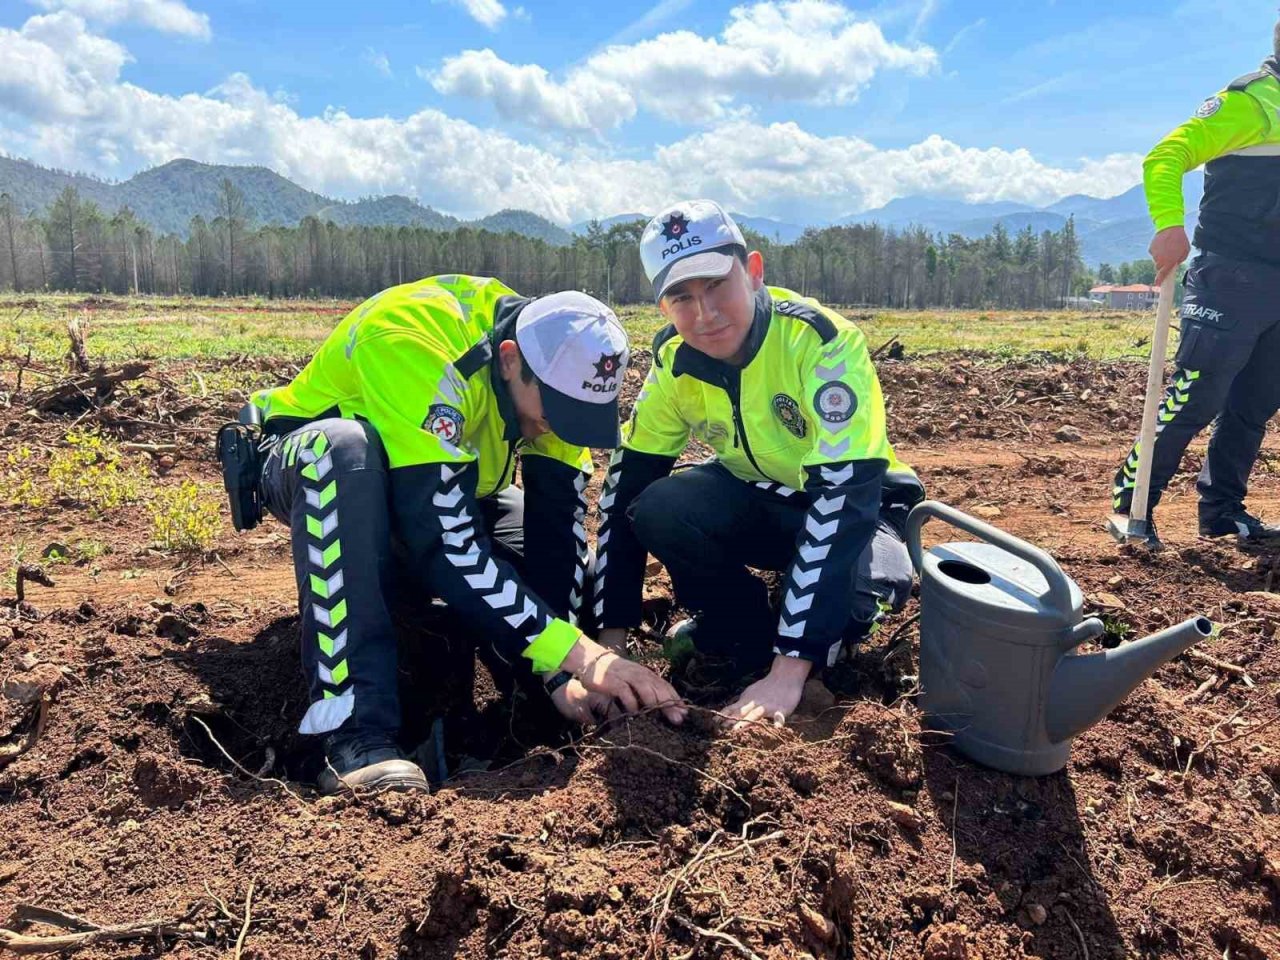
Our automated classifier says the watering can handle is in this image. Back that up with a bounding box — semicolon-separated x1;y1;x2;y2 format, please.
906;500;1076;622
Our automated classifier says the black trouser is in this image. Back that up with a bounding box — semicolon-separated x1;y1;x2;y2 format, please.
259;418;544;739
1114;252;1280;521
627;462;913;668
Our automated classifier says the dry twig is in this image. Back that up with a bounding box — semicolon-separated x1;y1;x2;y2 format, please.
0;904;214;955
233;880;255;960
1060;906;1089;960
187;714;315;816
671;915;765;960
1186;649;1254;687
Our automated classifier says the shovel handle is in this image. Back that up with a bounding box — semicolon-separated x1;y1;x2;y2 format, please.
1128;273;1177;525
906;500;1076;621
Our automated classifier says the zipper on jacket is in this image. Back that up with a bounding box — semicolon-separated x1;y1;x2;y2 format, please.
721;372;766;478
497;440;517;494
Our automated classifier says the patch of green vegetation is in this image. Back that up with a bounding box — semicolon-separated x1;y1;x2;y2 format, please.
151;480;222;554
2;294;1178;365
5;429;149;515
46;429;148;512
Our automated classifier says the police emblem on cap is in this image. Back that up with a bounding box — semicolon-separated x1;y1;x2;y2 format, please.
772;393;807;439
814;382;857;424
593;352;623;382
424;403;464;444
661;212;690;242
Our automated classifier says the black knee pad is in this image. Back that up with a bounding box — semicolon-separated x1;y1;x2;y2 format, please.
312;418;389;474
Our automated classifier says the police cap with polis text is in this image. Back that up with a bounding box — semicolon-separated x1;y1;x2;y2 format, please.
515;291;630;449
640;200;747;302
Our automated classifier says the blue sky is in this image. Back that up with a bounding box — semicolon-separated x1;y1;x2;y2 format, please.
0;0;1273;223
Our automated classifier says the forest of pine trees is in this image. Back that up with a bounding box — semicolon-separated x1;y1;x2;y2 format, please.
0;180;1141;309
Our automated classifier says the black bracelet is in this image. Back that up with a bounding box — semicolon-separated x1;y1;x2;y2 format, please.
543;670;573;695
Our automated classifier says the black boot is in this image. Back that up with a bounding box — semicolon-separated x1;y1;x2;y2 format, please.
318;727;428;795
1199;508;1280;543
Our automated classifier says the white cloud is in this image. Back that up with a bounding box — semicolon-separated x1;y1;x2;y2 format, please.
432;0;939;132
30;0;211;39
0;13;1142;226
442;0;508;30
0;13;132;118
428;50;635;133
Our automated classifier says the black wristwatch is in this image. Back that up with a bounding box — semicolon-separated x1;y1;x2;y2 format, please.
543;670;573;695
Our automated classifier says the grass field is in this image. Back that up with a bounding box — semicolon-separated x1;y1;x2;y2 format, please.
0;293;1173;367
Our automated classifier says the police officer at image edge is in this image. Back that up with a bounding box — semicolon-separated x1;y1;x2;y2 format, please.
1112;18;1280;545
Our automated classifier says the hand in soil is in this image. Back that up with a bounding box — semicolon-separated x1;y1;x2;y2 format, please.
549;677;621;725
719;654;812;731
562;638;687;725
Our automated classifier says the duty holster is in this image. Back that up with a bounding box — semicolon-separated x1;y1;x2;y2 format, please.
216;404;265;531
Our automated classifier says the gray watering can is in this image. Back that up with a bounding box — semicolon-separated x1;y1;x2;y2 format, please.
906;501;1212;776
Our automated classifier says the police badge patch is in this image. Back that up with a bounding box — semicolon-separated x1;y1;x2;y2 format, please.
424;403;465;444
772;393;807;438
814;382;857;424
1195;96;1223;119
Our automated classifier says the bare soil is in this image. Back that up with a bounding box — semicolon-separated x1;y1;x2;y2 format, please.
0;350;1277;959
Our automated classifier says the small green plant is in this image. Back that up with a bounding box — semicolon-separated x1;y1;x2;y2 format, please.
45;429;146;512
4;540;31;591
4;445;48;509
73;539;108;561
1100;614;1134;648
151;480;222;553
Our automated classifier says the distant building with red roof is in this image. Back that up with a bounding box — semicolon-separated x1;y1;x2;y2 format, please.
1089;284;1160;309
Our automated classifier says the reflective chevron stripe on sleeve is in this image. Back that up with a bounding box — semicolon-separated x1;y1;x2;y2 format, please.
433;462;547;662
594;449;623;623
569;470;590;625
777;462;851;663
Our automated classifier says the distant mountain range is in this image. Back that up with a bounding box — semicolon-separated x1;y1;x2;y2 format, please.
840;180;1204;267
0;154;1200;266
0;156;573;245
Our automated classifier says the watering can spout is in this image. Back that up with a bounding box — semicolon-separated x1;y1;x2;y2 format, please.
1045;617;1213;744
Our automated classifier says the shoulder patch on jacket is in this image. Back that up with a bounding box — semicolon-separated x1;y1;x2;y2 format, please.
651;324;680;369
1194;95;1224;118
1229;70;1269;92
455;337;493;378
774;299;837;343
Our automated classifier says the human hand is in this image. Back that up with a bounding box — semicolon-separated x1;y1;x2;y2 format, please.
549;676;621;725
718;654;813;731
1150;226;1190;285
561;637;687;725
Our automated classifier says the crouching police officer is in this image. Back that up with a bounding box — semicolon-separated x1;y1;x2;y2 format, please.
1113;23;1280;544
594;202;924;729
231;275;685;793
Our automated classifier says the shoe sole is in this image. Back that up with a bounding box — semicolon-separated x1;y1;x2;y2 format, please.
318;775;430;796
1197;530;1280;544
